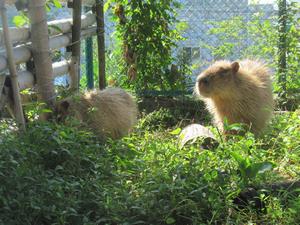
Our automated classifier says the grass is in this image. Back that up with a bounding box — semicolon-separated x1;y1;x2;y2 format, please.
0;108;299;224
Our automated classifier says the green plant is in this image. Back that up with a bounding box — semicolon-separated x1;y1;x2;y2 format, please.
203;2;300;109
138;108;180;130
0;108;299;224
230;152;274;185
13;0;62;27
106;0;189;91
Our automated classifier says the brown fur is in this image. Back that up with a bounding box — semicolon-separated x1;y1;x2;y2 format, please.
195;59;274;135
55;87;138;140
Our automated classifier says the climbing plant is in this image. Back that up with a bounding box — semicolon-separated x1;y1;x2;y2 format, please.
106;0;189;91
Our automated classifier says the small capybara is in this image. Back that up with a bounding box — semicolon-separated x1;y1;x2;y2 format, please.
195;59;274;135
55;87;138;140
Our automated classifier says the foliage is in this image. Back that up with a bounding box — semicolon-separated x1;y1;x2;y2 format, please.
12;0;62;27
280;1;300;108
80;34;130;90
13;11;29;27
230;151;274;185
80;36;128;89
203;2;300;109
106;0;189;91
0;108;299;224
138;108;181;130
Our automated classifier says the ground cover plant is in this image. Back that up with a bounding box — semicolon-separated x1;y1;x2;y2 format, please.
0;108;299;224
2;1;299;224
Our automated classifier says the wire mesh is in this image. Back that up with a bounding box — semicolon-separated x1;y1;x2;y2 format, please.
175;0;277;75
0;1;280;90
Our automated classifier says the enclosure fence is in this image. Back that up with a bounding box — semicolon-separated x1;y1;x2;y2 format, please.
176;0;277;74
0;0;291;129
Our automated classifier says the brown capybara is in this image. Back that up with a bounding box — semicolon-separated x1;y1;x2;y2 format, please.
195;59;274;135
55;87;138;140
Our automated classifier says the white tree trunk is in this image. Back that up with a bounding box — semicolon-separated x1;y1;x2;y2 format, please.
0;2;26;130
27;0;55;112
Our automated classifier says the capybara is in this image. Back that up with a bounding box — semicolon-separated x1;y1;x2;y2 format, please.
195;59;274;135
55;87;138;140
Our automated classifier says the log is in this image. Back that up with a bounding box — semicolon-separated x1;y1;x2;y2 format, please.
5;0;96;6
0;11;95;47
1;60;70;112
17;60;70;90
0;27;29;46
0;26;96;72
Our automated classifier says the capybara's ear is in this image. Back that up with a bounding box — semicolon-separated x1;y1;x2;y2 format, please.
60;100;70;112
231;61;240;74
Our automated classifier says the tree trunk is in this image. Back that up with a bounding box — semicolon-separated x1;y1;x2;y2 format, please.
95;0;106;90
0;2;26;130
85;6;94;89
69;0;82;91
28;0;55;117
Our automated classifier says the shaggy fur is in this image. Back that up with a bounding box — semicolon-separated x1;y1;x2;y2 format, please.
195;59;274;135
55;87;138;140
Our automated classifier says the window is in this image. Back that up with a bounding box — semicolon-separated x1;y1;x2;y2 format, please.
183;47;201;65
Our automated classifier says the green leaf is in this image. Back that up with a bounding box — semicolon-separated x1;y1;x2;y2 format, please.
169;127;181;135
52;0;62;8
230;151;245;165
104;1;111;13
249;162;274;178
176;21;189;32
42;109;52;113
166;217;176;224
13;15;27;27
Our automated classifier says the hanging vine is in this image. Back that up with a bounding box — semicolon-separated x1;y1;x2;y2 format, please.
107;0;187;91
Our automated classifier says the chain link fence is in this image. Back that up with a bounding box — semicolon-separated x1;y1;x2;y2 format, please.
175;0;277;76
1;1;281;89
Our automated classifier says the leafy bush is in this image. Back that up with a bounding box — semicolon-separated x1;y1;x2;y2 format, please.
106;0;190;91
0;109;299;224
0;121;135;224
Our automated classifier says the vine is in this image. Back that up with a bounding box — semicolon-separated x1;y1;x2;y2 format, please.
107;0;189;91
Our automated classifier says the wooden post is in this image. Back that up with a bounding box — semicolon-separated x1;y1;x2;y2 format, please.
84;6;94;89
0;2;26;130
69;0;82;91
28;0;55;117
95;0;106;90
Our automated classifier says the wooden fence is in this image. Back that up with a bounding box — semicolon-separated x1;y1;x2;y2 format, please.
0;0;105;129
0;12;96;89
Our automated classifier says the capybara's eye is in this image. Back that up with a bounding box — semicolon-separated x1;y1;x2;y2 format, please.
219;70;229;77
201;77;209;85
